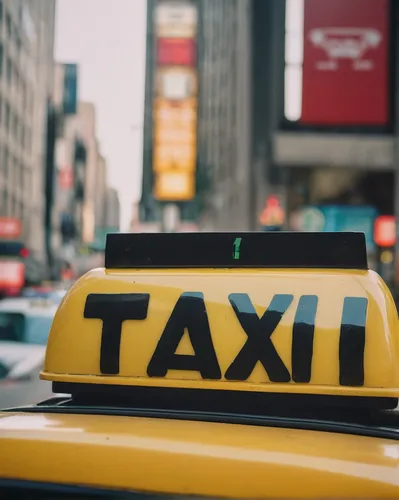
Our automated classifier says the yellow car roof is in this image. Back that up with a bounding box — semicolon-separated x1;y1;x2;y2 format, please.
1;411;399;498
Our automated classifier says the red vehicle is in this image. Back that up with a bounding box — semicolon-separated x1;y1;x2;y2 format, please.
0;240;44;299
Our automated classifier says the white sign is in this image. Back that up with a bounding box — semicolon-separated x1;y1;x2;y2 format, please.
160;70;195;100
309;27;382;71
155;2;198;38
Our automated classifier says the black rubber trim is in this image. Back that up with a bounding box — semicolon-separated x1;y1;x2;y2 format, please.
4;404;399;441
51;383;398;411
0;478;185;499
105;232;368;269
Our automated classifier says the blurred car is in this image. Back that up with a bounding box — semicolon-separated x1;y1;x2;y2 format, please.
0;297;58;408
21;286;67;305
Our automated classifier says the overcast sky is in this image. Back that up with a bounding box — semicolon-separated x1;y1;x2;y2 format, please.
55;0;147;231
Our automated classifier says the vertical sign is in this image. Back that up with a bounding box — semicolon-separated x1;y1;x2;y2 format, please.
301;0;389;125
152;0;198;202
63;64;78;115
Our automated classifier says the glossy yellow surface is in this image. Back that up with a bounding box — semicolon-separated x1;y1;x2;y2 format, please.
0;411;399;498
42;268;399;397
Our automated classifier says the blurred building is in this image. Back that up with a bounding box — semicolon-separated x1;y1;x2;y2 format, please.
0;0;56;273
139;0;251;231
95;154;107;230
92;155;118;251
195;0;252;230
105;187;120;230
48;62;88;278
76;102;99;245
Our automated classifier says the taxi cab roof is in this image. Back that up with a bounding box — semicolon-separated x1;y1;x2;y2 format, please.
40;231;399;404
2;232;399;498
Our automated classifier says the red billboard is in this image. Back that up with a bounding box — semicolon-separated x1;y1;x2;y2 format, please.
157;38;196;67
0;218;22;239
301;0;390;125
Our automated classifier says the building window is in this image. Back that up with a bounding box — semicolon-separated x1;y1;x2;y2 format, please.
6;56;12;85
14;25;21;53
0;43;3;76
25;126;31;152
5;11;11;39
21;80;26;109
2;189;7;216
16;160;22;192
11;195;17;218
12;113;17;138
4;102;9;130
3;147;8;181
14;67;19;92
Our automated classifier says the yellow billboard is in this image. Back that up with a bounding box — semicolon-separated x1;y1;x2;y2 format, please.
154;98;197;127
153;98;197;173
154;172;195;201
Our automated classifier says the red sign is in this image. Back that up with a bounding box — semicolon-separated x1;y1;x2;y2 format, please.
0;218;22;239
374;215;396;247
59;168;74;190
259;196;285;227
157;38;196;66
0;261;24;288
301;0;389;125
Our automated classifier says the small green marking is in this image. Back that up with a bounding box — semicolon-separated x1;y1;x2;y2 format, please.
233;237;242;260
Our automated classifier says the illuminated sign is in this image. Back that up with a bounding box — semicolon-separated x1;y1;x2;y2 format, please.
152;0;198;202
154;172;195;201
154;2;198;38
0;218;22;239
157;38;196;66
374;215;396;248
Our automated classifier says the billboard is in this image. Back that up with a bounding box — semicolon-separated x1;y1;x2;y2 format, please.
157;38;196;66
156;68;197;100
152;0;198;202
153;98;197;173
301;0;389;125
154;2;198;38
0;218;22;239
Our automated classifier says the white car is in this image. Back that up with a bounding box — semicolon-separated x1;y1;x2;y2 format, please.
0;298;59;408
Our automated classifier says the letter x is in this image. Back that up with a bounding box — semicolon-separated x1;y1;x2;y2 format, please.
225;293;293;382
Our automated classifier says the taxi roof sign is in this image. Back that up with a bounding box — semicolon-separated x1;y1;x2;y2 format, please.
41;232;399;409
104;232;368;269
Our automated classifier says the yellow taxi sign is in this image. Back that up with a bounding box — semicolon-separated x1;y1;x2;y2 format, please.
41;233;399;406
